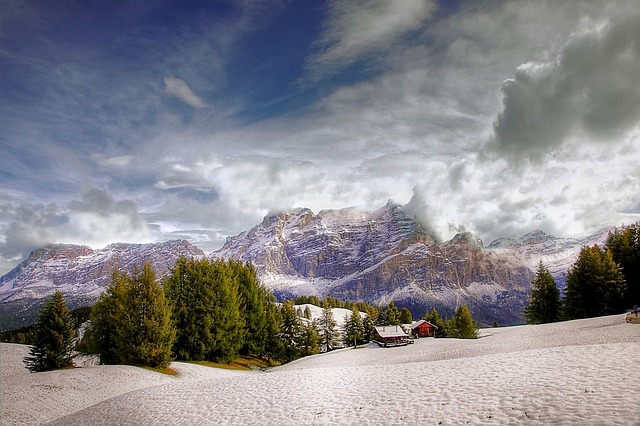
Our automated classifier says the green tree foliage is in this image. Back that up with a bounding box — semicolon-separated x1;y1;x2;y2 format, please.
299;321;320;357
564;245;627;319
164;257;245;363
385;301;400;325
83;265;175;368
422;307;446;338
318;300;339;352
233;260;269;357
114;264;175;368
303;306;312;320
606;224;640;308
82;271;128;364
524;261;561;324
362;314;375;342
445;305;478;339
342;307;365;347
399;307;412;324
24;292;76;372
263;299;283;362
279;300;303;362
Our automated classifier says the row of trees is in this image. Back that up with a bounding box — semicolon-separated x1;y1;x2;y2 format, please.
23;257;480;372
525;224;639;324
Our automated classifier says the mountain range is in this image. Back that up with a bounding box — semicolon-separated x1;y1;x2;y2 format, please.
0;202;610;330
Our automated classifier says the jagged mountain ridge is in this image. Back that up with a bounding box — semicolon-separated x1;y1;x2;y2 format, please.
0;240;203;330
0;203;617;330
487;228;611;289
213;203;536;325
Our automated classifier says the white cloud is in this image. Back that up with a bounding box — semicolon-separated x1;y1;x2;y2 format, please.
163;77;209;109
305;0;436;80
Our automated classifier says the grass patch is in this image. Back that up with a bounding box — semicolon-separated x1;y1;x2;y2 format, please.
188;356;277;371
140;365;180;376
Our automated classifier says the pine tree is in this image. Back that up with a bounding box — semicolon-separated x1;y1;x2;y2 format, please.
399;307;412;324
564;245;627;319
82;270;128;364
318;300;339;352
164;257;245;363
303;305;312;320
263;297;283;362
342;307;365;347
233;260;268;357
606;224;640;308
115;263;175;368
524;261;561;324
24;292;76;372
279;300;302;362
446;305;478;339
362;314;375;342
299;321;320;357
385;301;400;325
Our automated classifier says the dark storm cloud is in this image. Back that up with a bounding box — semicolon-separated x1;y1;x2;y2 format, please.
493;15;640;158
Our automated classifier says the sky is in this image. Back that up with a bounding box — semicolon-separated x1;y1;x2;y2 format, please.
1;0;639;275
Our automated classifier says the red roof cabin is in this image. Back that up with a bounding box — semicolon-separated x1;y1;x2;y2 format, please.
403;320;437;338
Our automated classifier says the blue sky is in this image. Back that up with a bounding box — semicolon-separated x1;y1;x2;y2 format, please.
1;0;639;274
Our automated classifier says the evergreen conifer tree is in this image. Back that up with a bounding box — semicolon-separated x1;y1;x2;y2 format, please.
446;305;478;339
564;245;627;319
318;300;339;352
82;270;127;364
524;261;561;324
342;307;365;347
24;292;76;372
299;321;320;357
279;300;302;362
385;301;400;325
165;257;245;363
606;224;640;308
399;307;412;324
114;263;175;368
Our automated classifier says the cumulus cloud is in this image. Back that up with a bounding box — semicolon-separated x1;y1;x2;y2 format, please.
305;0;436;80
493;15;640;159
0;188;155;272
163;77;209;108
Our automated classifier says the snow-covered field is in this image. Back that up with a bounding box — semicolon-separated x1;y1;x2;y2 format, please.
2;314;639;425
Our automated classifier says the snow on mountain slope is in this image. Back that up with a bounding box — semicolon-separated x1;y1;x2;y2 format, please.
0;240;203;330
486;228;611;289
213;203;535;325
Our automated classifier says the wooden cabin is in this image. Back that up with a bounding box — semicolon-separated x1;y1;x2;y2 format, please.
373;325;409;347
403;320;437;338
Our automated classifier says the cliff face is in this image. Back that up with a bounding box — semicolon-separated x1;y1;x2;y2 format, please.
214;203;534;325
0;240;204;330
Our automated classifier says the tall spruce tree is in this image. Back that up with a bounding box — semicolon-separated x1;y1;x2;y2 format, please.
299;321;320;357
24;292;76;372
114;263;175;368
233;260;268;357
82;270;128;364
164;257;244;363
446;305;478;339
318;300;339;352
399;307;412;324
279;300;303;362
564;245;627;319
606;224;640;308
524;261;561;324
342;307;365;347
385;301;400;325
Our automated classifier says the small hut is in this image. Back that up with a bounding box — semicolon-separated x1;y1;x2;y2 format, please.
403;320;437;338
373;325;409;347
